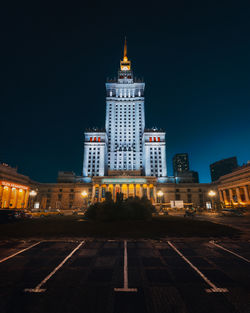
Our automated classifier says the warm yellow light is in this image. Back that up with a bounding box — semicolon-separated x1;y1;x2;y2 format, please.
208;190;216;197
29;190;37;197
157;190;163;197
81;191;88;198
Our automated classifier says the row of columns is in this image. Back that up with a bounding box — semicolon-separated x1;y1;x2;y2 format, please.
92;184;156;202
219;186;250;204
0;185;29;209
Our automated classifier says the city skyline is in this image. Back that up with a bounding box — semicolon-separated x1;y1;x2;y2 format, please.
1;2;249;183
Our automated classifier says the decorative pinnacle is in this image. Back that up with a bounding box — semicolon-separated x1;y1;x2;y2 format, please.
123;37;128;61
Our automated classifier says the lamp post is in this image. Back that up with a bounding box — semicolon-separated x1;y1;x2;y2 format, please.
81;191;88;209
208;190;216;210
157;190;164;212
29;190;37;210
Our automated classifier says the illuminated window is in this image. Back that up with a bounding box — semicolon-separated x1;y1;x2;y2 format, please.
90;137;92;142
94;137;96;142
98;137;100;142
158;137;160;142
154;137;156;142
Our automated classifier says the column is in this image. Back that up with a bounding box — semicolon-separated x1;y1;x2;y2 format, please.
153;186;157;203
236;187;241;203
0;186;3;208
92;185;95;203
127;184;129;198
113;184;116;201
219;190;223;202
139;185;143;198
243;186;250;202
147;185;150;200
222;190;227;203
229;189;234;203
7;187;12;208
98;185;102;201
134;184;136;197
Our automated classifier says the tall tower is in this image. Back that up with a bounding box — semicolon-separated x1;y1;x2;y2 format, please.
105;39;145;173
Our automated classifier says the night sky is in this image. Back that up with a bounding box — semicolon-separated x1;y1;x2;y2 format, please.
1;1;250;183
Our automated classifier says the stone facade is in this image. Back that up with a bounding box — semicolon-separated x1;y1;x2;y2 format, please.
0;163;36;209
217;163;250;207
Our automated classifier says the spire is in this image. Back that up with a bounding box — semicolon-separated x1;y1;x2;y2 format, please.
123;37;128;61
120;37;131;72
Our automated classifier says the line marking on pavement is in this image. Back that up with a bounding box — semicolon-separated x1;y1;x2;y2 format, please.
209;240;250;263
24;241;85;293
167;241;228;293
114;240;138;292
0;241;42;264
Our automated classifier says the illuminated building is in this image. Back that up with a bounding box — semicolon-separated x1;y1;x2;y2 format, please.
0;163;32;209
217;163;250;207
82;39;167;180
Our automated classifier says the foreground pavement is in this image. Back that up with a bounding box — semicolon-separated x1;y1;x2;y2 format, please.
0;239;249;313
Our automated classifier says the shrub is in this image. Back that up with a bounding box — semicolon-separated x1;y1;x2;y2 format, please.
85;196;155;221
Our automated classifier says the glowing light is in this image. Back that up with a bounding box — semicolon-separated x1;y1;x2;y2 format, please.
81;191;88;198
29;190;37;197
208;190;216;197
157;190;163;197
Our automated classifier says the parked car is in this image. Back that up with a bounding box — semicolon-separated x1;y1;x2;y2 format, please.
184;209;196;218
27;209;62;218
220;209;243;217
0;209;28;223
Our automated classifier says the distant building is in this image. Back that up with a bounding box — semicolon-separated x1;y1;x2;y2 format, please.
173;153;199;183
210;157;238;182
173;153;189;176
176;171;199;184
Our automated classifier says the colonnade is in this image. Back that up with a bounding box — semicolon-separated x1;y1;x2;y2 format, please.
0;183;29;209
219;185;250;205
92;183;156;202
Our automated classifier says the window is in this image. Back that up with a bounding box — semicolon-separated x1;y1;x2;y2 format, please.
176;194;180;200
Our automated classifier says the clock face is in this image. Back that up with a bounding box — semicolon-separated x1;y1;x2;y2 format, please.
122;66;129;71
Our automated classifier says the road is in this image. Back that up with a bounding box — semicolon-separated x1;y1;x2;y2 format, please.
196;214;250;235
0;239;249;313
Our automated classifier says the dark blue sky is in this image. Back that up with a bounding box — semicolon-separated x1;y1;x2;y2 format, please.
0;0;250;183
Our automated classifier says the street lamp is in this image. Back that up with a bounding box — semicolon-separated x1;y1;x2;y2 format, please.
157;190;164;211
29;190;37;210
81;191;88;208
208;190;216;210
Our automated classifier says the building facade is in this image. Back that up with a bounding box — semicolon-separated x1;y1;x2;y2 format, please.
0;163;35;209
217;163;250;207
173;153;189;176
210;157;238;182
82;40;167;180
